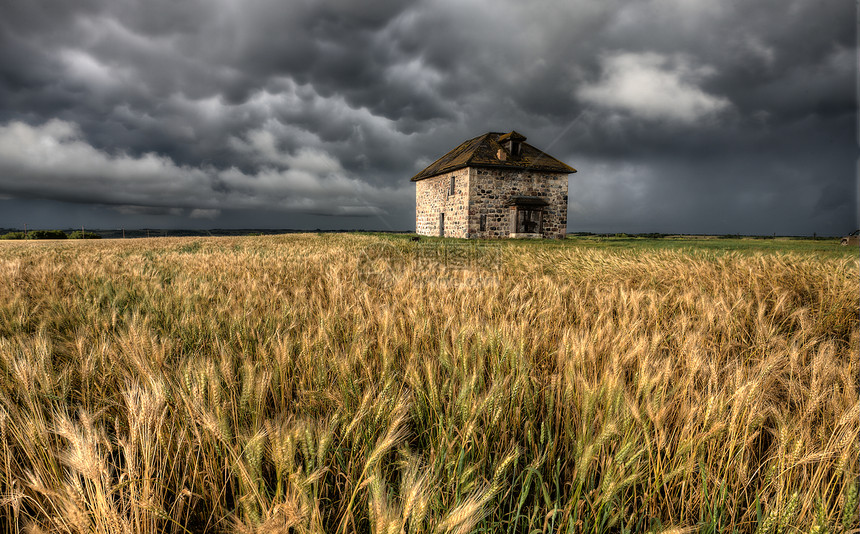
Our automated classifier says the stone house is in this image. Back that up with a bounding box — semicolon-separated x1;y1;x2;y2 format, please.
412;131;575;239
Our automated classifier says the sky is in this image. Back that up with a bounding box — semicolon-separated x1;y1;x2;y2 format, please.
0;0;855;235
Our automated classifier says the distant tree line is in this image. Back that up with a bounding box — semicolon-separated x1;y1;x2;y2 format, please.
0;230;101;240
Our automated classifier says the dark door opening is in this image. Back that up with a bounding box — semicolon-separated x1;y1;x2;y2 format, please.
516;208;543;234
506;196;548;236
438;212;445;237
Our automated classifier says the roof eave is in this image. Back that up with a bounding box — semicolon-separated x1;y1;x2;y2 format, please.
411;162;576;181
410;163;470;182
469;162;577;174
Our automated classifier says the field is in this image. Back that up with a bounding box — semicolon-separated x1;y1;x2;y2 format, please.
0;234;856;533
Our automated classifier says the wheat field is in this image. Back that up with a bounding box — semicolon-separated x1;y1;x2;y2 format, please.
0;234;856;533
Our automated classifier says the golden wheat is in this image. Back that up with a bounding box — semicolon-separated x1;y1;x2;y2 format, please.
0;235;856;533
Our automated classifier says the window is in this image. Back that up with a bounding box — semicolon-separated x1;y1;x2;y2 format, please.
449;176;456;196
479;214;487;232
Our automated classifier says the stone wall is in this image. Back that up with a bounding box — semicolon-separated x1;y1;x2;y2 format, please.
415;166;568;239
415;168;470;238
467;168;568;239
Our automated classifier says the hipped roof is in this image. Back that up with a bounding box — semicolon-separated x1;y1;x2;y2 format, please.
410;131;576;182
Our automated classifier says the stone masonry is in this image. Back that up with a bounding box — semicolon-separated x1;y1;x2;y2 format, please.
412;131;575;239
415;168;470;238
415;167;568;239
468;168;568;239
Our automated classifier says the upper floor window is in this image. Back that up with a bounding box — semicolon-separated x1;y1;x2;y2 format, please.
449;176;456;196
498;131;526;158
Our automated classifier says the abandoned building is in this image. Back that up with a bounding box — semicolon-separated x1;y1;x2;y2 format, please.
412;131;576;239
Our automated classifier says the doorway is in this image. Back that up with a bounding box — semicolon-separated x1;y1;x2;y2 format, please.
515;208;543;234
506;196;548;237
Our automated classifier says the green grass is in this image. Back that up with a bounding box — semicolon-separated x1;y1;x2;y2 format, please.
372;233;855;258
562;236;856;257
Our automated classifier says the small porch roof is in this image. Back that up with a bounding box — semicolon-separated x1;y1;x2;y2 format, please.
505;196;549;207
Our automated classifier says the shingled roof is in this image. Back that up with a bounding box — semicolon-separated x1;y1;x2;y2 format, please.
410;131;576;182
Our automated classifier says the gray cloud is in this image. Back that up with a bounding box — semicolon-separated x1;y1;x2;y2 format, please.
0;0;854;233
0;120;409;216
578;52;731;123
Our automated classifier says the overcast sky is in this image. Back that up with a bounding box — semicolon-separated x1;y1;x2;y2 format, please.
0;0;855;234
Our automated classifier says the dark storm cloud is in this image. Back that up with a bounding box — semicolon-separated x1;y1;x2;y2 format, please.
0;0;854;233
